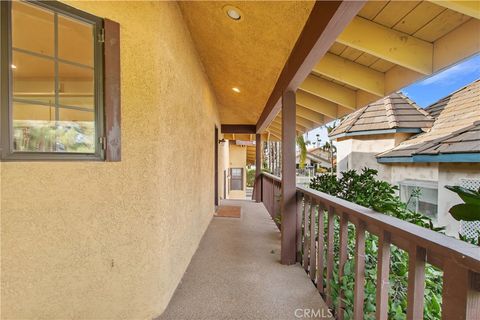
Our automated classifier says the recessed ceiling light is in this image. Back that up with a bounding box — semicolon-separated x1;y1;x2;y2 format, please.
11;64;16;69
232;87;240;93
224;5;243;21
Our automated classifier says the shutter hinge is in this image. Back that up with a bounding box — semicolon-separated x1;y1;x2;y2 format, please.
98;28;105;43
99;136;107;150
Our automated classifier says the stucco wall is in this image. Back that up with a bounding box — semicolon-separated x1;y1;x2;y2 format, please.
227;143;247;199
335;134;409;182
1;2;221;319
438;163;480;236
390;163;439;186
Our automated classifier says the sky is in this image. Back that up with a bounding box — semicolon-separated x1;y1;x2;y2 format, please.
305;54;480;147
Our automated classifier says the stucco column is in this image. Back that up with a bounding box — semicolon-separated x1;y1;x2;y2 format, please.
281;90;297;265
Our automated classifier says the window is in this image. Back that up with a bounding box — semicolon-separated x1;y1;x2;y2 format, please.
1;0;106;160
399;180;438;219
230;168;243;191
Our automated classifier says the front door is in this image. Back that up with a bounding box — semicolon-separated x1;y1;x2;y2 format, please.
230;168;243;191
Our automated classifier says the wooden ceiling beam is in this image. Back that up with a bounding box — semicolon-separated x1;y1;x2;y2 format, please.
271;119;307;134
268;132;282;141
256;1;365;133
297;90;339;119
221;124;256;134
296;116;317;129
297;105;325;125
337;16;433;75
433;19;480;72
300;74;356;110
429;0;480;19
313;52;385;97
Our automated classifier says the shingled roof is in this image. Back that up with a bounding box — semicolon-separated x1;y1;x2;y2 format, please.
377;80;480;162
329;92;434;139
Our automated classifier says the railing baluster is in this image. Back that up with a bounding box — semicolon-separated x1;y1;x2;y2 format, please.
271;180;275;219
442;260;480;320
309;200;317;281
406;245;426;320
376;231;391;320
316;203;325;294
353;222;366;320
303;196;311;271
325;206;335;307
296;192;304;263
337;213;349;320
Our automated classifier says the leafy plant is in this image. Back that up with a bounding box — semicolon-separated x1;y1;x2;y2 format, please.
246;168;256;187
297;135;307;170
309;168;445;319
445;185;480;221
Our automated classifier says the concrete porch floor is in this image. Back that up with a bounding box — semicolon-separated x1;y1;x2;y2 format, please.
158;200;332;320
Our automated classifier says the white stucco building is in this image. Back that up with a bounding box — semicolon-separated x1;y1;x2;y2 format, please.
330;81;480;236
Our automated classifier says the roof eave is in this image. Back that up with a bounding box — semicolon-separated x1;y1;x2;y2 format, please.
377;153;480;164
330;128;422;140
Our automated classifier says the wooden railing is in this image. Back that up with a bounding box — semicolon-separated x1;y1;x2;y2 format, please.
257;173;480;320
261;173;282;225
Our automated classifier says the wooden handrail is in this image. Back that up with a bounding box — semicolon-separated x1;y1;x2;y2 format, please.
255;173;480;319
296;184;480;272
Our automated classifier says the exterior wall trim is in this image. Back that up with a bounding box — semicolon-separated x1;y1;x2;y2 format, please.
330;128;422;140
377;153;480;163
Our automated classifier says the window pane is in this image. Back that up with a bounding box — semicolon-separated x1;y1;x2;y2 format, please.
12;1;54;56
12;51;55;104
58;14;94;66
58;109;95;153
13;102;56;152
58;62;94;109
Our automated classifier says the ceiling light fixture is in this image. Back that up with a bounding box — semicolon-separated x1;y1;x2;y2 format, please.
232;87;240;93
11;64;16;69
224;5;243;21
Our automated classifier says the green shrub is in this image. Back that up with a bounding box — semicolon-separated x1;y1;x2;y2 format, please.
246;168;256;187
309;168;444;320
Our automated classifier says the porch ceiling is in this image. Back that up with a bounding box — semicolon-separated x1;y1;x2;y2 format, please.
260;0;480;138
178;1;315;125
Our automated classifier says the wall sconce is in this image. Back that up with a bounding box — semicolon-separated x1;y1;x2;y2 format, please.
218;138;226;144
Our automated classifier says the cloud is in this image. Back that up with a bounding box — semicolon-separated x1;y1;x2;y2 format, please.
418;55;480;86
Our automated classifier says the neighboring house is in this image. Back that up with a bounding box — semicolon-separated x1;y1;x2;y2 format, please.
330;92;435;182
330;81;480;236
296;148;331;171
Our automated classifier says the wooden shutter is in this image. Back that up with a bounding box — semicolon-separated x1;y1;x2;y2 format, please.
104;19;121;161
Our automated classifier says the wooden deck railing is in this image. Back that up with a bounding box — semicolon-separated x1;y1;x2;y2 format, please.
257;173;480;319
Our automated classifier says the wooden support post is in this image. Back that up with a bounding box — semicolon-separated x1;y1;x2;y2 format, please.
309;200;317;281
337;213;349;320
281;90;297;265
406;245;426;320
376;231;391;320
296;192;304;263
316;203;325;294
255;133;262;202
326;207;335;306
442;261;480;320
353;222;366;320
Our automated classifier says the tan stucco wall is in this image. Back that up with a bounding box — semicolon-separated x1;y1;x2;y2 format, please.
227;143;247;199
438;163;480;236
1;2;221;319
